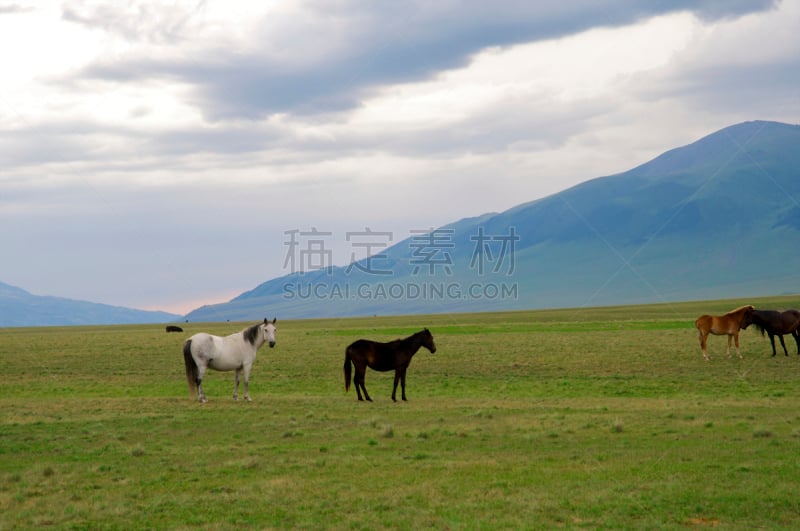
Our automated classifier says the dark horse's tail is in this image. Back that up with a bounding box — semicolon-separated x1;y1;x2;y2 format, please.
343;348;352;393
183;339;198;397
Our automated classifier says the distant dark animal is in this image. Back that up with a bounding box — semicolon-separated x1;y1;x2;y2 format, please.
749;309;800;357
694;305;754;360
183;318;276;403
165;325;183;333
343;328;436;402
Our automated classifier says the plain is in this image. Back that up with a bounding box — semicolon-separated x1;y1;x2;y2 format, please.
2;295;800;529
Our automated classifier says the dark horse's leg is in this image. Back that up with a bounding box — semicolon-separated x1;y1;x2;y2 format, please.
769;333;778;356
793;331;800;355
392;367;408;402
778;334;789;356
400;368;408;401
354;363;372;402
392;370;400;402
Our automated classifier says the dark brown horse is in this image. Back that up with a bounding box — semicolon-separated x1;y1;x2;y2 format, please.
694;305;754;360
750;309;800;357
344;329;436;402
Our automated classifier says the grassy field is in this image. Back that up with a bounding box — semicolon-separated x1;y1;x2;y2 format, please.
2;295;800;529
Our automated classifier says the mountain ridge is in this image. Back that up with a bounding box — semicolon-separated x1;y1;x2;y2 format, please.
184;120;800;321
4;120;796;326
0;281;180;327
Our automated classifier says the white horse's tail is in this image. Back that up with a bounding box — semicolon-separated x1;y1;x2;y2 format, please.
183;339;198;397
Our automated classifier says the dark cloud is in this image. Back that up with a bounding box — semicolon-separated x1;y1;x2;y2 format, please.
73;0;778;120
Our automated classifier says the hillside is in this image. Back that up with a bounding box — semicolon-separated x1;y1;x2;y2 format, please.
0;281;180;327
185;120;800;321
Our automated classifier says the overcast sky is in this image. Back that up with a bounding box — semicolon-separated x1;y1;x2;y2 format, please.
1;0;798;315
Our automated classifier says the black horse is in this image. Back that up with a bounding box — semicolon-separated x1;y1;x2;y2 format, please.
343;329;436;402
750;309;800;356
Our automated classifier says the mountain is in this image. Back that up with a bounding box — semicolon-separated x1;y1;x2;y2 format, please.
185;120;800;321
0;281;180;327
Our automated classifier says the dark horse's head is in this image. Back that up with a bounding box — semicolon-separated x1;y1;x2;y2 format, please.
738;305;756;330
420;328;437;353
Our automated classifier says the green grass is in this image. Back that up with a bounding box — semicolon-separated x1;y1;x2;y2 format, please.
2;295;800;528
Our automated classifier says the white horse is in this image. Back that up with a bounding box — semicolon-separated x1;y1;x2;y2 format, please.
183;318;276;403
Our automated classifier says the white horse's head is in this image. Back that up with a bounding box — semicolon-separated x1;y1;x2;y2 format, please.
263;318;277;348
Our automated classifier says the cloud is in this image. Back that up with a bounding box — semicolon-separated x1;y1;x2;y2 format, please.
0;4;32;15
0;0;794;314
60;0;207;44
630;0;800;122
71;0;779;120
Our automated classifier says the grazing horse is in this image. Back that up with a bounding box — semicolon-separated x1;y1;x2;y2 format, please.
750;309;800;357
183;318;276;403
694;305;754;360
165;325;183;333
344;328;436;402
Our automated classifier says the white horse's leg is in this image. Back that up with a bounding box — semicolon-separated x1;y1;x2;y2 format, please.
233;368;241;401
196;364;208;403
243;363;253;402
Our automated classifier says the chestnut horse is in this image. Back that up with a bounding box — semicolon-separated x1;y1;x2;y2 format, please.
344;328;436;402
750;309;800;357
694;305;754;360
